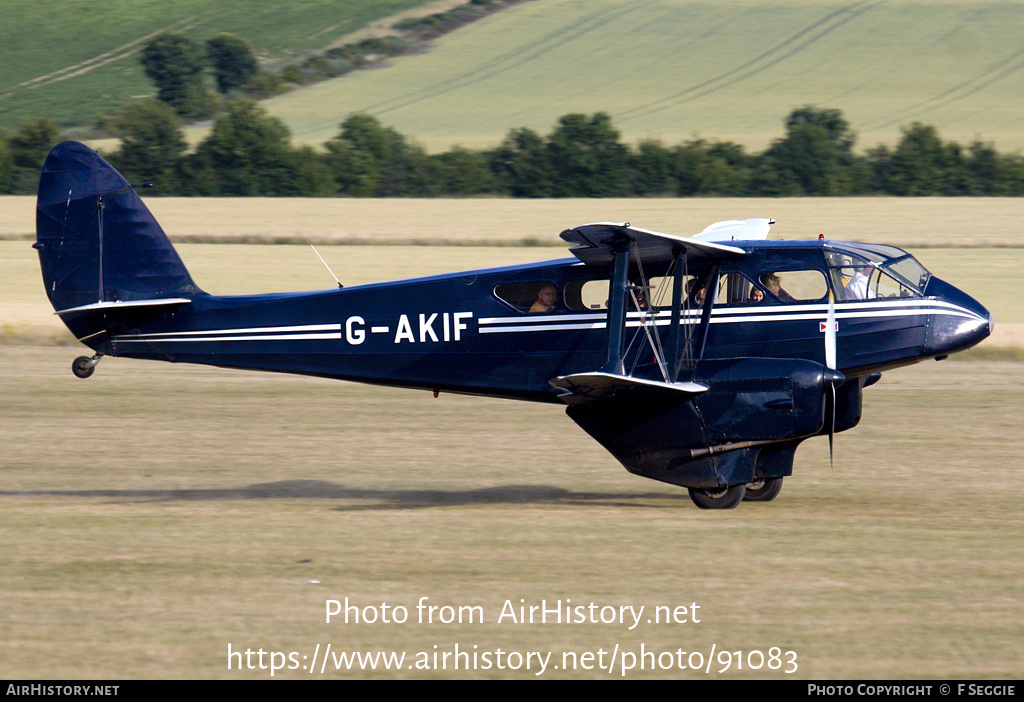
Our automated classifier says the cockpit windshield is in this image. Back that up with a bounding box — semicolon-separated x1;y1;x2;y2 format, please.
884;254;931;292
825;244;931;300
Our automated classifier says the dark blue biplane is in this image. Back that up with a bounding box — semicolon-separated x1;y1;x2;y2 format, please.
35;142;992;508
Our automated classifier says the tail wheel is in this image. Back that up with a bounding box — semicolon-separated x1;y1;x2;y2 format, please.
688;484;746;510
743;477;783;502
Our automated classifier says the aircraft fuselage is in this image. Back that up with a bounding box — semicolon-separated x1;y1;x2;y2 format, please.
90;240;990;403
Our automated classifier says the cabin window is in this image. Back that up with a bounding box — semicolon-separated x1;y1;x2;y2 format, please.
493;281;560;313
870;271;920;299
564;275;708;312
564;279;610;311
757;270;828;303
633;275;700;310
713;273;762;305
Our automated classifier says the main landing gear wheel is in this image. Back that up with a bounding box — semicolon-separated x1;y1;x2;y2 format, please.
743;477;783;502
688;484;746;510
72;355;99;379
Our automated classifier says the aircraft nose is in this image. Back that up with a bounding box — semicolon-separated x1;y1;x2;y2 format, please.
924;277;992;358
972;309;994;346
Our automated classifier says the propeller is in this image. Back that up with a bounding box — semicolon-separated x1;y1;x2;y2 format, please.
825;292;837;370
823;293;844;467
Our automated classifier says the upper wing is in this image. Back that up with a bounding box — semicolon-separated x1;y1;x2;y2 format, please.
560;222;747;266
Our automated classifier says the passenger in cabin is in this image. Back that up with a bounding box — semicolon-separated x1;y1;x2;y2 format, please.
686;279;706;306
634;288;649;310
760;272;793;302
529;283;558;313
749;287;763;303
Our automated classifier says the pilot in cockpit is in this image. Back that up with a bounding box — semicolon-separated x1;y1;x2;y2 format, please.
844;264;876;300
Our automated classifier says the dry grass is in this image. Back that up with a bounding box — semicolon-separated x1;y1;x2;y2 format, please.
4;195;1023;347
2;348;1022;679
8;196;1024;247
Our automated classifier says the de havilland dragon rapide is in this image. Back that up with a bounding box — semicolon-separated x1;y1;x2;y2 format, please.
35;142;992;508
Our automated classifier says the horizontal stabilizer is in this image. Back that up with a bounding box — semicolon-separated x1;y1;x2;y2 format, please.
55;297;192;316
550;371;708;403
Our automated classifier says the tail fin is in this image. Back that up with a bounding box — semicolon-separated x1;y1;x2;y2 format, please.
35;141;202;312
34;142;203;346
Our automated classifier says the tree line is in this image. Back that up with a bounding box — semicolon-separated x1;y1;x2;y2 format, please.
1;17;1022;198
4;103;1024;197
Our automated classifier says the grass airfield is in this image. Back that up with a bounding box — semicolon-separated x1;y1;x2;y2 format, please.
2;196;1022;678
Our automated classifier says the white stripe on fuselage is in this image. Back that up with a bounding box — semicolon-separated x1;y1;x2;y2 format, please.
111;299;982;343
477;299;983;333
114;323;342;343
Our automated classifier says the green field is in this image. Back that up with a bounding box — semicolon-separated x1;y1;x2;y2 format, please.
2;196;1022;678
205;0;1024;152
0;0;438;130
4;1;1024;156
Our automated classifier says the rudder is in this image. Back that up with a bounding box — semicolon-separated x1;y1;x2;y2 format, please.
34;141;202;314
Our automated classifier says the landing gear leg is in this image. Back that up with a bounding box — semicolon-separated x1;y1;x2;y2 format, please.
688;484;746;510
743;477;783;502
72;354;102;379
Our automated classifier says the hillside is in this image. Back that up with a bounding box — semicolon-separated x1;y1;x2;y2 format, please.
0;0;449;131
258;0;1024;153
4;0;1024;155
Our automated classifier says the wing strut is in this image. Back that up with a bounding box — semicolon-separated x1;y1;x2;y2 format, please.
626;239;670;383
667;250;686;381
690;264;720;365
554;222;740;402
603;242;631;375
601;240;719;384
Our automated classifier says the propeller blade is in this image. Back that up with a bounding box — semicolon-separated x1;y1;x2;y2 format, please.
828;382;836;469
825;292;837;370
825;292;838;468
